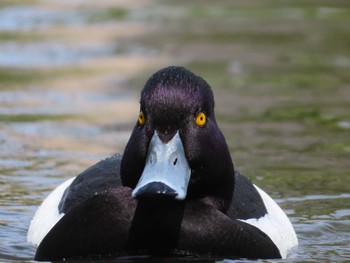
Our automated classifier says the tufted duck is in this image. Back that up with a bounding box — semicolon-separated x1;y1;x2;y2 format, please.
28;66;298;261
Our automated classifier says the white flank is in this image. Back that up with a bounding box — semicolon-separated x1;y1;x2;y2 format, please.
27;177;76;247
241;185;298;259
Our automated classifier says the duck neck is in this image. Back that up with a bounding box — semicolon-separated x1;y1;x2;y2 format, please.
126;197;185;254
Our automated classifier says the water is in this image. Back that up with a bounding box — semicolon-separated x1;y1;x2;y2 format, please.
0;1;349;262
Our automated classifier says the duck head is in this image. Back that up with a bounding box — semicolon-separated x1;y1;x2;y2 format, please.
120;66;234;209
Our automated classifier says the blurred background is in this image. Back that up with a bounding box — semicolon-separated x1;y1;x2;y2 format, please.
0;0;349;262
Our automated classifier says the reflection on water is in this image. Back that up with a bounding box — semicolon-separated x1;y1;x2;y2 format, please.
0;1;350;262
0;42;116;67
0;6;87;31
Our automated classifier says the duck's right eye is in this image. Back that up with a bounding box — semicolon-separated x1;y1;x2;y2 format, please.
138;111;145;125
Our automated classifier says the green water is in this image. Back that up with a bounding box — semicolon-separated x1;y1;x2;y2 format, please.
0;1;349;262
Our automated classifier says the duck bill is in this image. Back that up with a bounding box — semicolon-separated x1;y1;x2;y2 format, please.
132;131;191;201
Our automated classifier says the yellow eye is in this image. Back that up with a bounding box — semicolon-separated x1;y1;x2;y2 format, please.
195;112;206;127
138;111;145;125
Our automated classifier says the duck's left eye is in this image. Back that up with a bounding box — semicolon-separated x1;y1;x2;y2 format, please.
195;112;206;127
138;111;145;125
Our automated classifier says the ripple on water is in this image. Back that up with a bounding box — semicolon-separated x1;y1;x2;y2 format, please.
0;41;116;67
0;207;36;261
282;193;350;262
0;88;126;114
0;6;87;31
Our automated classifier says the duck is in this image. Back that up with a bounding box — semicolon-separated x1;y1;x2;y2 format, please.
27;66;298;261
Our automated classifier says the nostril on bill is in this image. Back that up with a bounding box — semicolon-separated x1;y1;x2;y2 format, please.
173;158;178;166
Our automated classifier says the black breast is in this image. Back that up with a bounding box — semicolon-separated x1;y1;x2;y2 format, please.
58;154;122;214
